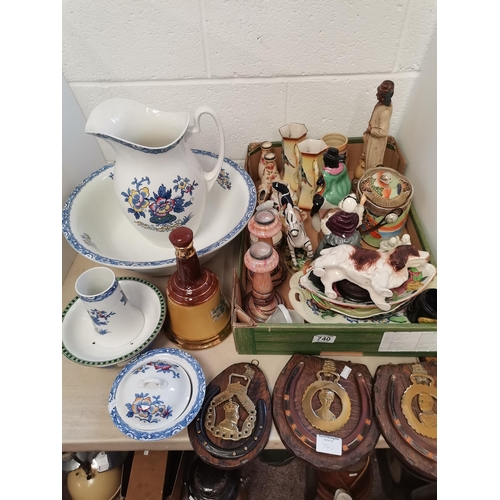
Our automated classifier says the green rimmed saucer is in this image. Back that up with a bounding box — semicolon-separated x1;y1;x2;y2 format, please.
62;277;166;367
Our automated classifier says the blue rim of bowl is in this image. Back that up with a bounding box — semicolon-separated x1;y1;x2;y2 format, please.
108;347;206;441
62;277;166;367
62;149;257;270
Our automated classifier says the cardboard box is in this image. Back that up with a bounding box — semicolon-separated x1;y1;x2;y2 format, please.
231;139;437;357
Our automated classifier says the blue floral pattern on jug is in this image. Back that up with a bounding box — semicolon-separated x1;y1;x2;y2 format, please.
121;175;198;232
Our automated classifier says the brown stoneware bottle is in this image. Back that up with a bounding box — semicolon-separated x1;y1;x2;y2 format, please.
166;227;231;349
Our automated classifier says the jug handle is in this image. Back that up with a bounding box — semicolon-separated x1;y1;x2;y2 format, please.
185;106;226;192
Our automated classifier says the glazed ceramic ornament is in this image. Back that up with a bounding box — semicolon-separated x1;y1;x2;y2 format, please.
257;152;281;205
166;227;231;349
85;98;225;248
319;147;351;207
356;166;413;248
247;210;287;287
312;244;430;311
283;203;314;270
313;194;366;259
243;241;284;323
279;122;308;192
296;139;328;210
258;141;274;180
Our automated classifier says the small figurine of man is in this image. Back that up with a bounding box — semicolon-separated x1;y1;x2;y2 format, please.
352;81;395;190
363;80;395;169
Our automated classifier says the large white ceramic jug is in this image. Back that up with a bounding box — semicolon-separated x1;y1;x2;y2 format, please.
85;98;225;248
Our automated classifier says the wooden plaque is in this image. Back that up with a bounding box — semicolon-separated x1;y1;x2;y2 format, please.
373;361;437;481
272;353;380;471
188;361;272;469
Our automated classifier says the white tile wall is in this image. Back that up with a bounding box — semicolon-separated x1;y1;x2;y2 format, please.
62;0;437;165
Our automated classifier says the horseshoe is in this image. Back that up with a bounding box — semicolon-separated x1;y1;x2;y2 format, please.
387;375;437;461
194;385;267;459
283;361;373;453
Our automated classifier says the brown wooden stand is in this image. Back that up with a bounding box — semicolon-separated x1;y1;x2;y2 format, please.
373;361;437;481
272;353;380;471
188;362;272;470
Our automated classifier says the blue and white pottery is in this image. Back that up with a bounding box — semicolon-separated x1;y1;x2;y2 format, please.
85;98;225;248
108;348;206;441
62;150;257;276
62;277;166;367
75;267;144;348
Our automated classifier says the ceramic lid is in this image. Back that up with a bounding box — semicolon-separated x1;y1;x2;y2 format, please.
108;348;206;441
357;167;413;209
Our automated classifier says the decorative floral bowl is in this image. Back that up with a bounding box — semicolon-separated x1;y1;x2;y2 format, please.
62;150;257;275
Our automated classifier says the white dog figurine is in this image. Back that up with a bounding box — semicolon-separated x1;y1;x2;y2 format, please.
312;244;430;311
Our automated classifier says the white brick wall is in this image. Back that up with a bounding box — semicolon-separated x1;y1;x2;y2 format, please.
62;0;437;164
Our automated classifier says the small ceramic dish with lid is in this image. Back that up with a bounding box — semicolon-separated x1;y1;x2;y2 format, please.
108;348;205;441
356;166;414;248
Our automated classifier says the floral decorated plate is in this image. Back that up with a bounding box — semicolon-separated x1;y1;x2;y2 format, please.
62;150;256;276
298;263;437;310
289;271;410;323
62;277;166;367
108;348;206;441
309;292;406;319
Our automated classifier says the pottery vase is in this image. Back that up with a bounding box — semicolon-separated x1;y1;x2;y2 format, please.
278;123;307;194
296;139;328;210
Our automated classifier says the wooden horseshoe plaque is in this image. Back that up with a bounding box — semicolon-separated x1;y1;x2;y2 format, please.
272;353;380;471
373;361;437;481
188;361;272;469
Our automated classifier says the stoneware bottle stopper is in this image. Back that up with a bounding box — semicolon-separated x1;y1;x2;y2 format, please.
247;210;287;287
166;227;231;349
243;241;284;323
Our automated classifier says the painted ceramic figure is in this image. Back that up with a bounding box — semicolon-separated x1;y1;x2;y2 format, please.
313;194;366;259
318;147;351;206
309;148;351;232
271;182;313;270
312;244;430;311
